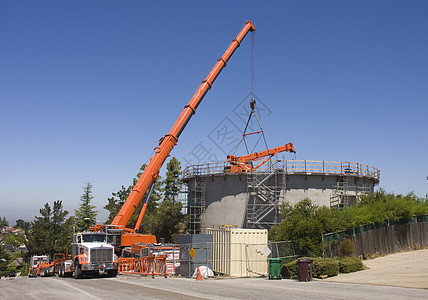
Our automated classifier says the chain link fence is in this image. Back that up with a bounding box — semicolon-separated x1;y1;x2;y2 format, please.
138;240;295;278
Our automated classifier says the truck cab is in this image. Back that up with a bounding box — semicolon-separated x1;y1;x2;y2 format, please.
71;232;118;278
28;255;50;277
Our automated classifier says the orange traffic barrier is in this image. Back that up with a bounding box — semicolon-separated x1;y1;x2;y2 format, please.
118;254;167;277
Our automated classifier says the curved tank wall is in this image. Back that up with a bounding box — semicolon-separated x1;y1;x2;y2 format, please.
183;160;380;233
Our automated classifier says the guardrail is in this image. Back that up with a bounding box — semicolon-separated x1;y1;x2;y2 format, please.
118;254;168;277
183;159;380;182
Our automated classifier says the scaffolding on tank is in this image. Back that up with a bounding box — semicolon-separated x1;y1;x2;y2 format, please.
187;176;206;234
329;176;373;209
246;158;286;229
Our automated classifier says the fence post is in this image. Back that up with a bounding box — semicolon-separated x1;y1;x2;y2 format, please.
322;233;325;258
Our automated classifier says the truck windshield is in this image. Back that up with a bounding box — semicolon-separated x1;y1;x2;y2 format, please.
82;234;106;243
33;257;47;266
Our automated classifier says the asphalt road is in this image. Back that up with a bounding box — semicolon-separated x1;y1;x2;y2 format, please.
1;275;426;300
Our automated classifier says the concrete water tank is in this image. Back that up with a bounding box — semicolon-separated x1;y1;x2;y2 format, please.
184;159;380;233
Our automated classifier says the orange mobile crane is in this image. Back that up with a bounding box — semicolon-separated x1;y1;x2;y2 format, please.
91;21;256;251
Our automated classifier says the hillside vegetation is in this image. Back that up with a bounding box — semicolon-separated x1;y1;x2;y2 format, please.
270;189;428;257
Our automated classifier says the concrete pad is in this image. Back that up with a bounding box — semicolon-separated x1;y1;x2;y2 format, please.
323;249;428;289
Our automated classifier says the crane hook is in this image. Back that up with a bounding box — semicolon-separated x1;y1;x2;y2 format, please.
250;99;256;110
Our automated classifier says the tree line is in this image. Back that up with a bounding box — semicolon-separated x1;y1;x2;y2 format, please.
103;157;187;243
270;189;428;257
26;156;185;255
0;219;29;276
0;157;186;275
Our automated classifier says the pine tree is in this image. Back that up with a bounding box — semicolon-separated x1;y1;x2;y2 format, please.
0;217;8;227
103;158;188;241
163;157;182;203
104;185;131;224
0;245;11;277
26;201;73;257
104;165;162;229
149;157;187;243
14;219;31;230
74;182;97;231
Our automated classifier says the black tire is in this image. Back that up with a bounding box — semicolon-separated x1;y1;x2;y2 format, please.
29;269;37;277
74;262;83;279
107;269;118;277
59;263;64;277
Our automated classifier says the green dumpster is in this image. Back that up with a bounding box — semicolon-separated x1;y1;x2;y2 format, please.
267;258;282;280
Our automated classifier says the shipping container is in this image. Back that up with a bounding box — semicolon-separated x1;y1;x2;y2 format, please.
207;227;268;277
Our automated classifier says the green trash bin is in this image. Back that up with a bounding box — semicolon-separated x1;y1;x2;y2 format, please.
267;258;282;280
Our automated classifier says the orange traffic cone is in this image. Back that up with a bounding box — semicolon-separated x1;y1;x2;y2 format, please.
196;266;203;281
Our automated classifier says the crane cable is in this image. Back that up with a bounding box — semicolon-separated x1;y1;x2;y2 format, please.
232;31;270;158
253;30;270;155
247;31;270;155
251;30;255;105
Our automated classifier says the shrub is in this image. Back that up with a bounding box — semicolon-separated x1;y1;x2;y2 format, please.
312;258;339;278
339;239;355;256
283;257;361;279
281;260;298;279
339;257;364;273
272;199;340;257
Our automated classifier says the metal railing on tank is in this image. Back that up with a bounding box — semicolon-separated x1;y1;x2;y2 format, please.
183;159;380;182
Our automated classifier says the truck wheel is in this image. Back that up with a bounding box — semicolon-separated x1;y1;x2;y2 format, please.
74;262;83;279
59;263;64;277
107;269;118;277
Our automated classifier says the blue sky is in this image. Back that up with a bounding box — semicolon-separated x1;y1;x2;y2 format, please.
1;1;427;224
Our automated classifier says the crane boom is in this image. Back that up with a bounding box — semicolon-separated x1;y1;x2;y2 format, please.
111;21;256;229
227;143;296;173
